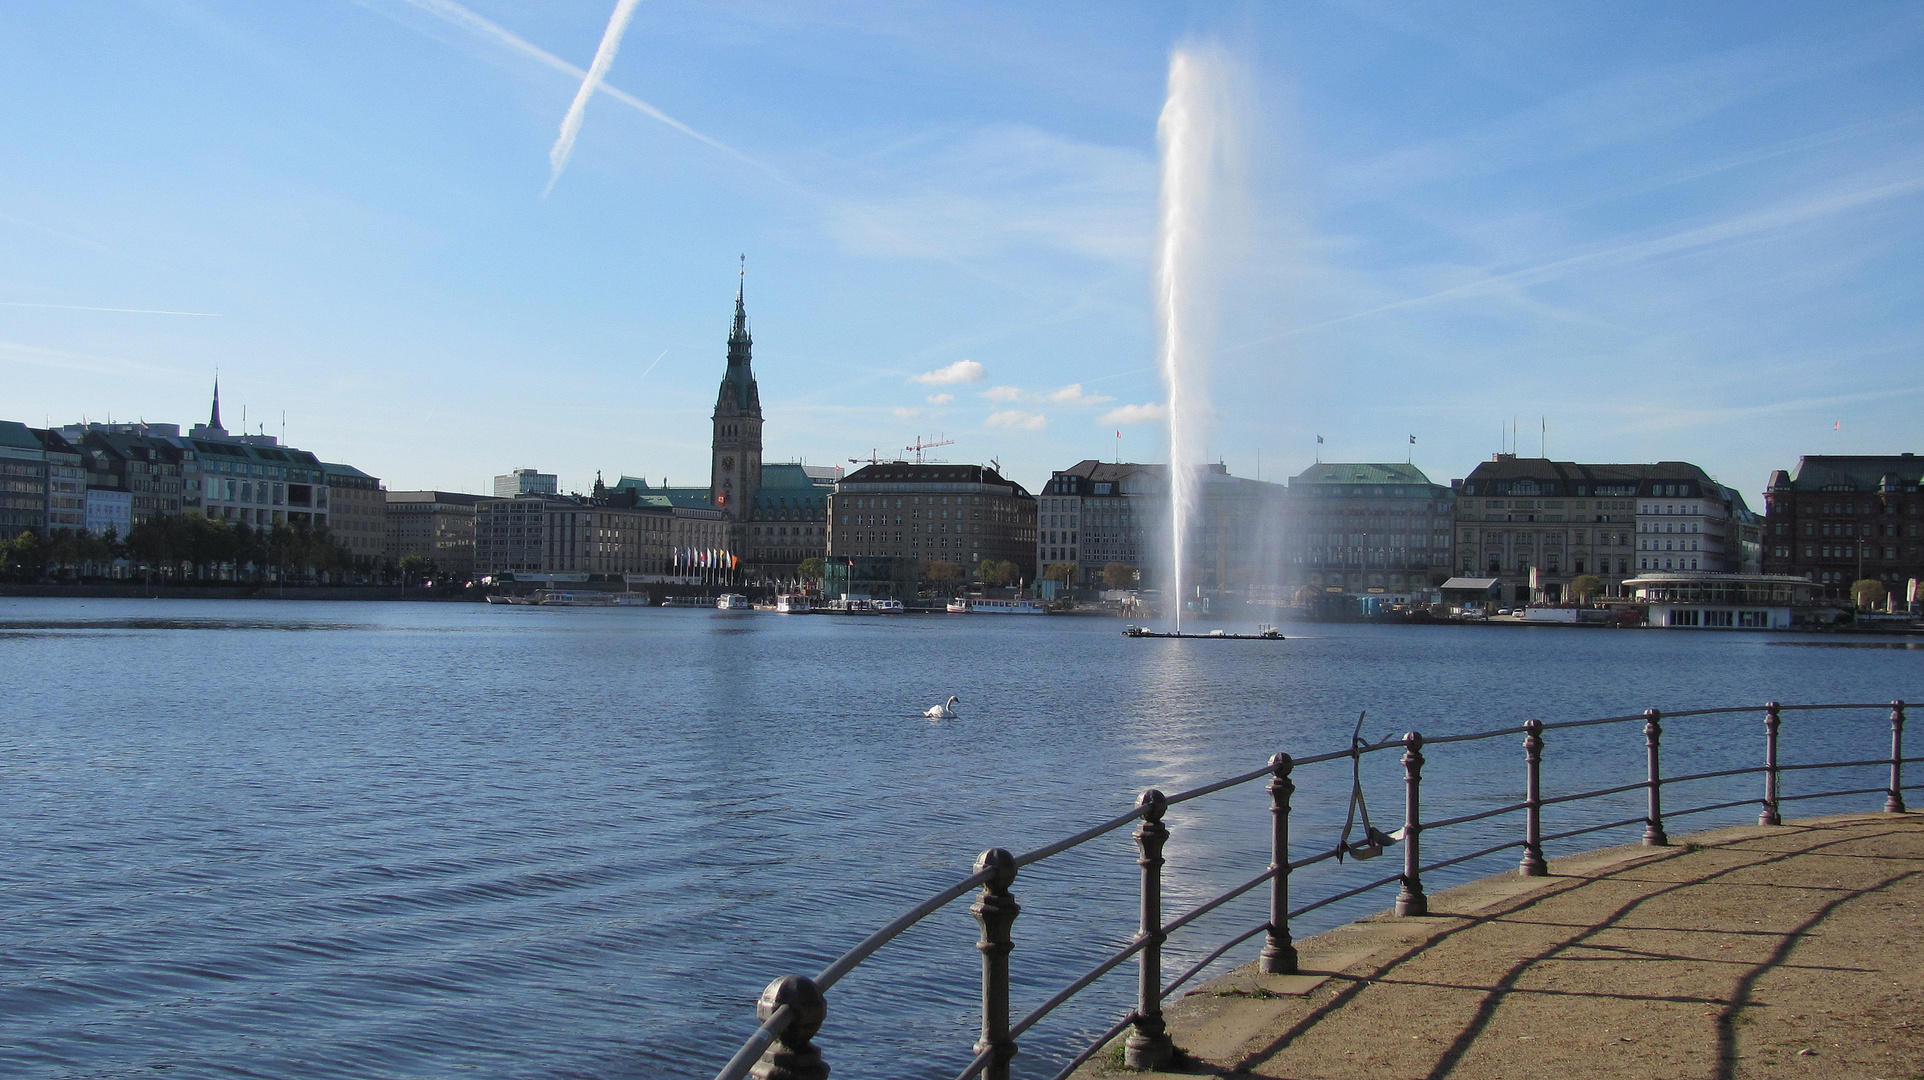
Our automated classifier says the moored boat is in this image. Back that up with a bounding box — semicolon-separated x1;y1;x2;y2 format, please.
871;599;905;614
716;593;752;610
774;593;812;613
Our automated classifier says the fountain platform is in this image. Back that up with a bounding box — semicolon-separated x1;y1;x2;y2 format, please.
1123;625;1284;640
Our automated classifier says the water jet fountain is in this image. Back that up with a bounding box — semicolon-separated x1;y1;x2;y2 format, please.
1155;45;1238;634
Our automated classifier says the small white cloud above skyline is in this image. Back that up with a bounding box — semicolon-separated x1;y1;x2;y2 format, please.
1046;383;1115;406
891;406;922;420
985;409;1047;430
982;385;1023;402
1102;402;1167;425
925;392;954;405
912;359;986;385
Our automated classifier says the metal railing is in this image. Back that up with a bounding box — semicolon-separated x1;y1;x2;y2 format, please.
712;700;1918;1080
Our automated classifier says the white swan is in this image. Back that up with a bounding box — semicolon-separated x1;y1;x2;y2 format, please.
924;695;959;719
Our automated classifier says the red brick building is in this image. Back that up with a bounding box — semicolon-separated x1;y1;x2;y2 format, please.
1762;454;1924;601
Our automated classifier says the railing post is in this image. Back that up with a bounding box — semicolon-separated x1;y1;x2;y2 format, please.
1642;709;1669;846
748;976;828;1080
1259;753;1299;974
971;848;1019;1080
1519;719;1547;876
1887;701;1908;814
1125;790;1174;1068
1760;702;1782;826
1395;732;1428;916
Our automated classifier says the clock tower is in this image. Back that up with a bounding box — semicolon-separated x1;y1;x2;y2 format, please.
709;275;763;522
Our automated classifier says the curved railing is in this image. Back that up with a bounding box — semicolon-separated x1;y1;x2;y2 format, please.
713;700;1919;1080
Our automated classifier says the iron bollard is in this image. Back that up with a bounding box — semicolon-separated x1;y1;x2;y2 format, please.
749;976;828;1080
1519;719;1547;876
1642;709;1669;846
1125;790;1174;1068
1888;701;1908;814
1259;753;1299;975
971;848;1019;1080
1395;732;1428;916
1760;702;1782;826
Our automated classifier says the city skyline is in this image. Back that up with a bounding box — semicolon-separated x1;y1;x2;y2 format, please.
2;3;1920;503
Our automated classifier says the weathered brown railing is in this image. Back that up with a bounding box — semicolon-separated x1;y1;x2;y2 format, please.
713;700;1917;1080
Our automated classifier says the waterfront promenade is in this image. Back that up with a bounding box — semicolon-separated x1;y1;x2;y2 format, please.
1081;813;1922;1079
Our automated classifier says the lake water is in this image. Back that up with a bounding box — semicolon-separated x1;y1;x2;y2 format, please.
1;598;1918;1079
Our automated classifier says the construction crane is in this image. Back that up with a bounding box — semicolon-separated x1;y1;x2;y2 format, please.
847;449;891;466
905;435;954;464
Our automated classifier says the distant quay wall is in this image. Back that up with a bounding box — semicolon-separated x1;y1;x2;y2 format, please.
0;583;468;601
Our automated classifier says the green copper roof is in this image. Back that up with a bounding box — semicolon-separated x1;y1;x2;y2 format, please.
1288;462;1438;487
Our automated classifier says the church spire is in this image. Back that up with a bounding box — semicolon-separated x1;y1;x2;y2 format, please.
209;375;224;432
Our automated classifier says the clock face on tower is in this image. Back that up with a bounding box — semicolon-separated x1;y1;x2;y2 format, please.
722;456;735;470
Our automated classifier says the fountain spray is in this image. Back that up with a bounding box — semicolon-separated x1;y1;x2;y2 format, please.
1155;46;1237;632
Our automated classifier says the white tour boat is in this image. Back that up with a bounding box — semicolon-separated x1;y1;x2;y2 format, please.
774;593;812;614
716;593;752;610
871;599;905;614
952;598;1048;615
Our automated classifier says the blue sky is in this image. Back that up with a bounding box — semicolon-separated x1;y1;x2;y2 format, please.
1;2;1919;504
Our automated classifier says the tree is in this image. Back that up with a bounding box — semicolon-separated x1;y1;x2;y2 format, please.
397;553;432;585
1043;563;1074;585
1852;578;1888;609
922;560;960;590
1569;574;1602;605
1102;562;1136;590
797;556;825;584
997;560;1022;588
977;558;1001;586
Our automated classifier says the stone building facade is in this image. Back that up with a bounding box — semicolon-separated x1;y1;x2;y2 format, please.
386;490;483;579
827;463;1036;582
1281;462;1454;604
1452;456;1756;606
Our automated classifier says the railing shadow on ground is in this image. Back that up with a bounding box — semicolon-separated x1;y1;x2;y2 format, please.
1216;817;1922;1080
711;701;1920;1080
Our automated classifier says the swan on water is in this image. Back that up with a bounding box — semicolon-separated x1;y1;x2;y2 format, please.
924;695;959;719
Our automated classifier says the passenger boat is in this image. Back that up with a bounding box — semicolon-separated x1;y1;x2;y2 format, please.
485;594;538;605
664;595;712;608
871;599;905;614
536;589;650;607
774;593;812;614
827;598;876;615
716;593;752;610
945;598;970;613
956;598;1048;615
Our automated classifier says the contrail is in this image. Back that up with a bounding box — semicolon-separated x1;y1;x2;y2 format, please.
0;301;220;316
637;348;668;382
545;0;644;195
388;0;765;172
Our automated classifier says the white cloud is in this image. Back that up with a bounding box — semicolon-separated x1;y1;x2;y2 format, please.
912;359;986;385
925;393;954;405
982;385;1023;402
891;406;923;420
1046;383;1115;406
985;409;1047;431
1102;402;1167;425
